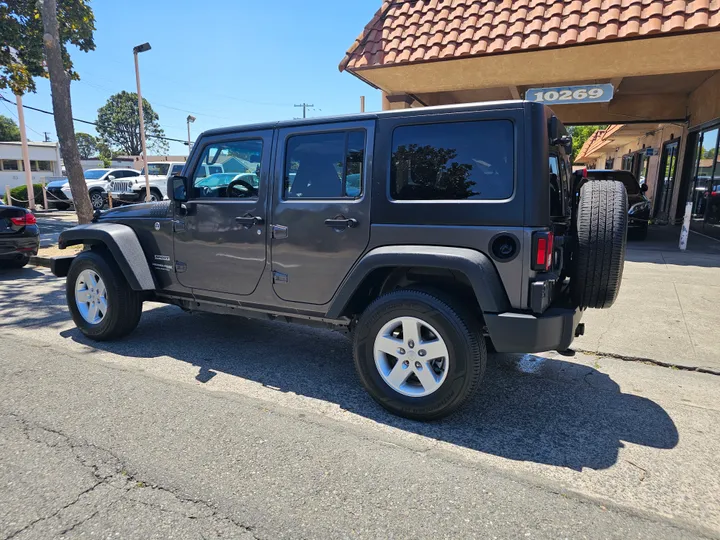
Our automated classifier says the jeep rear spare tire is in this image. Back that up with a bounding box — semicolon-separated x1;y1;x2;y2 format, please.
572;180;628;309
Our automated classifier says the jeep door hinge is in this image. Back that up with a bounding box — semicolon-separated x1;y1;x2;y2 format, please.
272;271;288;283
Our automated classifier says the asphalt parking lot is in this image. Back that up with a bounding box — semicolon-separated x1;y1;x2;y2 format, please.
1;267;719;539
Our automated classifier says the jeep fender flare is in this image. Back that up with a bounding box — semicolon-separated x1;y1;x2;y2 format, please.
326;245;510;319
57;223;156;291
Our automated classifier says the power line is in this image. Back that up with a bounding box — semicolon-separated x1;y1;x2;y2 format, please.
0;94;189;145
294;103;314;119
0;98;46;138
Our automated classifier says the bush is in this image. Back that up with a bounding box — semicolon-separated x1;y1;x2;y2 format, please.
3;184;46;208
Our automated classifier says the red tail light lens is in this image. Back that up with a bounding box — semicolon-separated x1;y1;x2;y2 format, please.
10;213;36;226
532;232;554;271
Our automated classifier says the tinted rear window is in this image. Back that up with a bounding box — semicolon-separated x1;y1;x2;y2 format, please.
587;171;641;195
390;120;514;201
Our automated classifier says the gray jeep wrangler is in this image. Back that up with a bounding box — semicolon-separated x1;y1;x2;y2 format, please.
53;101;628;420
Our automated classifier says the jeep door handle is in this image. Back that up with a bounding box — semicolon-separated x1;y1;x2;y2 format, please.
235;215;264;227
324;217;358;229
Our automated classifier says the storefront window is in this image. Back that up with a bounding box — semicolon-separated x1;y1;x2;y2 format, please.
688;128;719;237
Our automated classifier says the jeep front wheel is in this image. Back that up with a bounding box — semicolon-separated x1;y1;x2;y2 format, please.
67;250;143;341
353;289;486;421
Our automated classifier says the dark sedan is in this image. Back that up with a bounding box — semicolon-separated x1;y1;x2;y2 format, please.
586;169;650;240
0;204;39;269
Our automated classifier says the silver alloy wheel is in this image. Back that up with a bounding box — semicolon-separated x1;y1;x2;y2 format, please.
149;192;160;202
75;269;108;325
90;192;104;209
373;316;450;397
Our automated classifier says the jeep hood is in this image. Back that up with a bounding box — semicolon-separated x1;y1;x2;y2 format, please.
98;200;171;221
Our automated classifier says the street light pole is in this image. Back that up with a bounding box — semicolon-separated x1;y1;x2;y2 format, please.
186;115;196;155
133;42;152;203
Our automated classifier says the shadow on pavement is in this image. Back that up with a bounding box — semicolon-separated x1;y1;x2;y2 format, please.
57;304;679;472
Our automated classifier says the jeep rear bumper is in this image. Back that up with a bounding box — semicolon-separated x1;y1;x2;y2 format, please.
484;307;584;353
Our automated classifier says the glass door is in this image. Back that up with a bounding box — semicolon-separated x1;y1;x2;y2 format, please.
688;128;719;237
654;139;680;220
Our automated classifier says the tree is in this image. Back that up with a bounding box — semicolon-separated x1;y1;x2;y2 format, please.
96;91;169;156
39;0;95;223
0;115;20;141
76;132;98;159
568;125;608;161
1;0;96;223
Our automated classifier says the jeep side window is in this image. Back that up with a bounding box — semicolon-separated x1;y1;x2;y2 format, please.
390;120;513;201
192;140;263;199
170;164;184;176
284;130;366;199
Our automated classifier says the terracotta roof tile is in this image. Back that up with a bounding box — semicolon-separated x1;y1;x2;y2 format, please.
340;0;720;71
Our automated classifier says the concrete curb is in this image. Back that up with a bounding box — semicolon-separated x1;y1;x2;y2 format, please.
29;255;52;269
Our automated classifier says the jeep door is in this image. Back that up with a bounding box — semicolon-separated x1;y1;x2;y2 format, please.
173;131;271;295
270;121;373;305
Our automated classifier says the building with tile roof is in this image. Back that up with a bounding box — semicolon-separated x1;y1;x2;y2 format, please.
341;0;720;238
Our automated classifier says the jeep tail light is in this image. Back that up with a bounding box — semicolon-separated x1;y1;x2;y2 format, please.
532;231;554;271
10;213;36;226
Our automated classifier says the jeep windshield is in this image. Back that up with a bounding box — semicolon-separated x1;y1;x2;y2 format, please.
141;163;170;176
84;169;108;180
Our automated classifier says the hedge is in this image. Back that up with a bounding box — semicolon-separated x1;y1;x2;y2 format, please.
2;184;46;208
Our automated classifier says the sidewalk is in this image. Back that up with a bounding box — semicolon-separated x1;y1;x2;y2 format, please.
574;226;720;373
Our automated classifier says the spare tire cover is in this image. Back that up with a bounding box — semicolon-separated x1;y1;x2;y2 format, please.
571;180;628;309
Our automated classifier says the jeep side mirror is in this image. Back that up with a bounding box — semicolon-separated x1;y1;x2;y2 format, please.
169;176;188;202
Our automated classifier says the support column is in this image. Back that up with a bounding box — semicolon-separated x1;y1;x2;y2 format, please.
15;94;35;210
382;93;415;111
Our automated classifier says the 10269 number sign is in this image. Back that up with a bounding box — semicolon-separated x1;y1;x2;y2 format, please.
525;84;614;105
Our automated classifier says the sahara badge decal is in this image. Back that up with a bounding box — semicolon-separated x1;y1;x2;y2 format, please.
152;254;173;272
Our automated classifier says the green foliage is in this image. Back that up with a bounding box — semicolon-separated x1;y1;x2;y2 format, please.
75;131;98;159
567;125;608;161
0;114;21;141
0;0;96;95
96;91;169;156
3;183;45;208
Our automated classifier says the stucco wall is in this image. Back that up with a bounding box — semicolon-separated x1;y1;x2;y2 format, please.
688;72;720;128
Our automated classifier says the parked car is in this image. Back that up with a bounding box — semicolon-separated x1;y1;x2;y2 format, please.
585;169;650;240
46;168;141;211
109;162;185;204
52;101;629;421
0;203;39;269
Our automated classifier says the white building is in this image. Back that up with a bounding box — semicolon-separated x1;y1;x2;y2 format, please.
0;141;63;194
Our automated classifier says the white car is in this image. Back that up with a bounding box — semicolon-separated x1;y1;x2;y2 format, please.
45;168;141;210
110;162;186;204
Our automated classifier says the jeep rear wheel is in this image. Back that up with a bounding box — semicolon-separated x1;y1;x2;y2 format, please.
572;180;628;309
353;289;486;421
67;250;143;341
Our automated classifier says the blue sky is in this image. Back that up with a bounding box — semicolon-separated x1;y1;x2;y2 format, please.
0;0;382;155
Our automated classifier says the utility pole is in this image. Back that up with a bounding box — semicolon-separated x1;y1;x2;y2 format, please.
360;96;365;113
15;94;36;211
294;103;314;119
133;42;152;202
43;132;51;142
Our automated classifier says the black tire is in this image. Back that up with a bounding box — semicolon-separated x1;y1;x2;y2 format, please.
572;180;628;309
149;188;163;202
66;250;143;341
89;190;105;210
353;288;486;421
0;254;30;269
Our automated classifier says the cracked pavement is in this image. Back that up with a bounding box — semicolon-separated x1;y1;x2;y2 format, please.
1;268;719;539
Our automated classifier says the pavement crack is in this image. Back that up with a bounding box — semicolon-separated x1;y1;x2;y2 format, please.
672;282;698;361
1;412;262;540
625;460;648;482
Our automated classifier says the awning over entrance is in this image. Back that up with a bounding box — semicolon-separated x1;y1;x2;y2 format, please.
340;0;720;126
